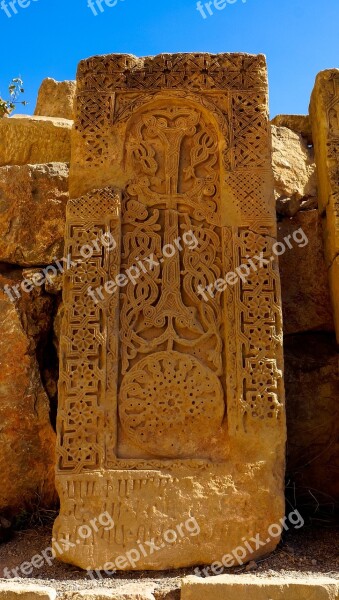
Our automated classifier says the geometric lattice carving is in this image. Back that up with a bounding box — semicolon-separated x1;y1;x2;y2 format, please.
57;188;121;473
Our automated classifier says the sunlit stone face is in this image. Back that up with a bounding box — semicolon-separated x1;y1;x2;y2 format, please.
53;52;286;571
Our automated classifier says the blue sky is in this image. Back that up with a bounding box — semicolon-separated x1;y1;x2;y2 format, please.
0;0;338;117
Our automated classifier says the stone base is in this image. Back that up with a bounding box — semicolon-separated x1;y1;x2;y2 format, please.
0;584;56;600
63;590;155;600
53;461;285;572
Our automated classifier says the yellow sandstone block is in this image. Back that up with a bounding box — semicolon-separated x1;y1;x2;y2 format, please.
181;575;339;600
310;69;339;342
0;115;72;166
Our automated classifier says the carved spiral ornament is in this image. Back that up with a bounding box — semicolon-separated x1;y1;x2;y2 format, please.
119;351;225;458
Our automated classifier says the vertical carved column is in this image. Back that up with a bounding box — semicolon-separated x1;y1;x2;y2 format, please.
310;70;339;342
223;89;284;436
57;188;121;473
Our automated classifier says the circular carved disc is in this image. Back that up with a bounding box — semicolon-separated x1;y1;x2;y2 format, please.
119;351;225;458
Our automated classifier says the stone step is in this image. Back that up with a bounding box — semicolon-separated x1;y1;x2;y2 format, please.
0;583;56;600
63;587;156;600
1;578;338;600
0;584;158;600
181;575;339;600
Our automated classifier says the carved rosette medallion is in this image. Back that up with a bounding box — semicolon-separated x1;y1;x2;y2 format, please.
119;351;224;457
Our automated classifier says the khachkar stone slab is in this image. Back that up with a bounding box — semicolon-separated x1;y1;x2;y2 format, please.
310;69;339;342
53;53;286;571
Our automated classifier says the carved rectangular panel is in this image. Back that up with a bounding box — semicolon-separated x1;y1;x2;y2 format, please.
54;53;285;571
57;188;121;473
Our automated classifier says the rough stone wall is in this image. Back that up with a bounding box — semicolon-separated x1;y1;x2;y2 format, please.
0;73;338;529
272;118;339;517
0;85;72;521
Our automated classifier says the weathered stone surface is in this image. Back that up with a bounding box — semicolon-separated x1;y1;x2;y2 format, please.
322;198;339;265
0;163;69;266
181;575;339;600
285;332;339;510
0;116;72;167
329;257;339;339
271;114;312;144
271;125;317;209
34;78;76;121
0;272;56;516
45;272;63;295
276;195;318;218
0;584;56;600
19;267;60;416
278;210;334;334
310;70;339;215
53;53;285;571
276;195;303;218
310;69;339;342
63;587;156;600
